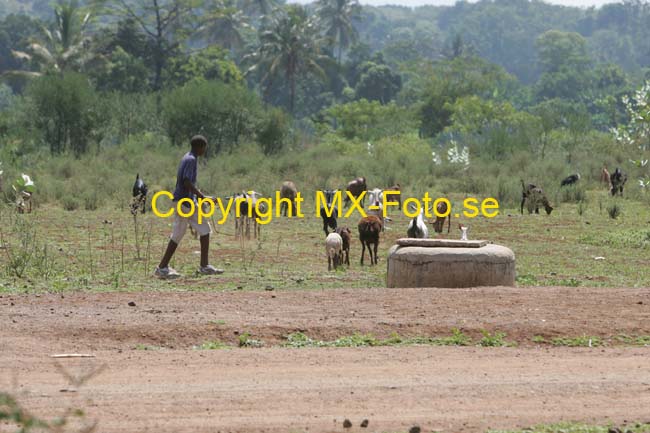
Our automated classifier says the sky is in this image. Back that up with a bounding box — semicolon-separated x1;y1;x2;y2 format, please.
289;0;622;8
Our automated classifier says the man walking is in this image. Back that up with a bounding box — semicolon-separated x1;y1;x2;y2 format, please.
154;135;223;279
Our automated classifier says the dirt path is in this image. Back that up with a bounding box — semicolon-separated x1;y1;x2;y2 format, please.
2;286;650;432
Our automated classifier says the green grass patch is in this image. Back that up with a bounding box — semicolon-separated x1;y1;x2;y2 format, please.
616;334;650;346
478;330;514;347
238;332;264;348
283;329;473;348
2;194;650;293
579;229;650;250
193;340;230;350
489;421;650;433
531;335;603;347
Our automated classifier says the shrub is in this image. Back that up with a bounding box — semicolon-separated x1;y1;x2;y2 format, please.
163;80;261;155
257;107;290;155
62;196;80;211
607;203;621;219
27;72;99;156
322;99;417;141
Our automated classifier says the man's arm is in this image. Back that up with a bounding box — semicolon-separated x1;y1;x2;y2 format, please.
183;178;205;200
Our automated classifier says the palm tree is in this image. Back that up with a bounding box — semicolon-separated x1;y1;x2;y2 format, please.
246;6;330;114
237;0;277;17
8;0;92;77
198;0;250;51
315;0;360;65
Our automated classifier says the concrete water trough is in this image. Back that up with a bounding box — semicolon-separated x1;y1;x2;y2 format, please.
386;238;515;288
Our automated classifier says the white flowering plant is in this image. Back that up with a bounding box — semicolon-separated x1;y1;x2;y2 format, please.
613;82;650;191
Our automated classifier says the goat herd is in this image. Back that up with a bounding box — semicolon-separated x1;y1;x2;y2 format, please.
131;167;629;272
520;166;627;215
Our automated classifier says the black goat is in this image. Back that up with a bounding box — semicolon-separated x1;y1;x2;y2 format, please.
131;174;148;215
319;189;338;236
610;168;628;196
560;173;581;187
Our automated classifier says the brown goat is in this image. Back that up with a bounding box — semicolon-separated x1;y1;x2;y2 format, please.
279;180;297;216
601;165;612;191
358;215;382;266
520;180;553;215
344;176;367;208
383;184;401;207
335;227;352;266
431;200;451;234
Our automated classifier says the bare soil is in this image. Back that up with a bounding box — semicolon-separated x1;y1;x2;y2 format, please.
2;286;650;432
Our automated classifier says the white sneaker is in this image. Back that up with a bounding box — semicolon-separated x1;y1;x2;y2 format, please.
154;266;181;279
199;264;224;275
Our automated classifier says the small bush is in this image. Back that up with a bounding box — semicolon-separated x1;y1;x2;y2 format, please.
607;203;621;219
560;185;587;203
257;107;289;155
83;192;100;211
238;332;263;348
62;196;80;211
478;330;510;347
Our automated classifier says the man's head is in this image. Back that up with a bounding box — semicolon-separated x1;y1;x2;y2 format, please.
191;135;208;156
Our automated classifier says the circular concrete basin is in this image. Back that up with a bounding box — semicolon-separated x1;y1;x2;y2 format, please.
387;239;515;288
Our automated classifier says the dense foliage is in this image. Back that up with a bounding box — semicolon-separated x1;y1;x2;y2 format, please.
0;0;649;210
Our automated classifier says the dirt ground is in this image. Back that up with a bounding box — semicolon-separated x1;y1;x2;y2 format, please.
2;286;650;432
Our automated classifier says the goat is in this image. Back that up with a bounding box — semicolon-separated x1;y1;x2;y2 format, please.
279;181;298;217
233;191;264;239
384;184;401;207
560;173;581;187
318;189;338;236
358;215;382;266
367;188;383;205
326;232;343;271
407;207;428;239
367;193;385;231
610;168;627;196
601;165;612;191
520;180;553;215
131;173;148;215
344;177;367;208
15;191;32;214
335;227;352;266
432;200;451;234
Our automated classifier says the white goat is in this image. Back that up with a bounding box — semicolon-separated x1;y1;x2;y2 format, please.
367;188;383;205
407;206;428;239
325;232;343;271
232;190;265;240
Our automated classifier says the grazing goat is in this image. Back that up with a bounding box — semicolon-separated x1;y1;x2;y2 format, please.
601;165;611;190
335;227;352;266
384;184;401;207
560;173;581;187
279;181;297;217
325;232;343;271
432;201;451;234
131;174;148;215
358;215;382;266
407;207;428;239
520;180;553;215
610;168;627;196
233;191;264;239
344;177;367;208
318;189;338;236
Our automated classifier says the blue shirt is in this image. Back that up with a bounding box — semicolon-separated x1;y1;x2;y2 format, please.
173;151;198;202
